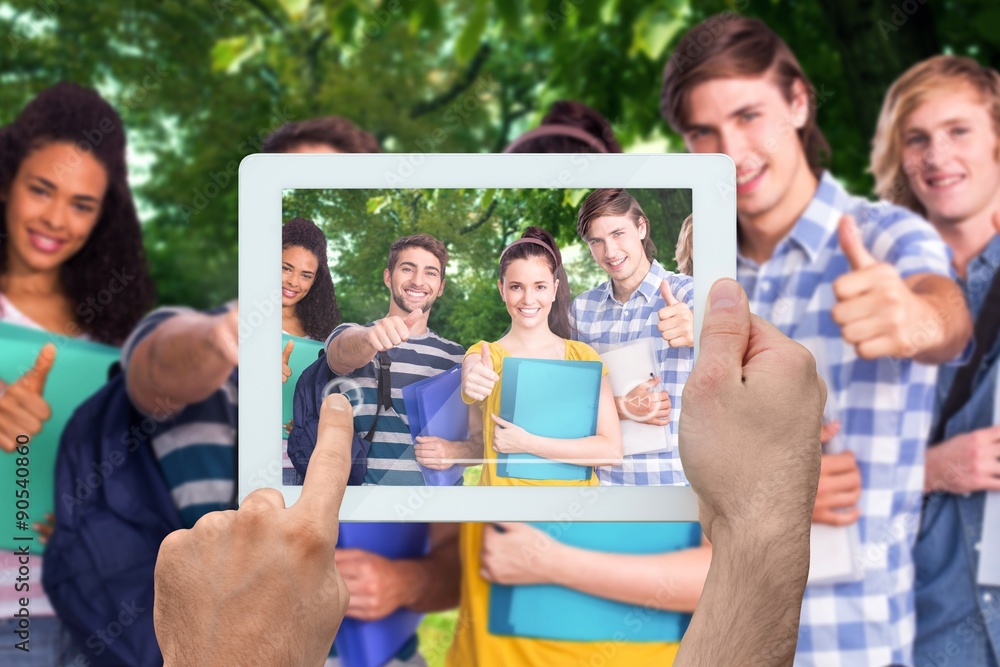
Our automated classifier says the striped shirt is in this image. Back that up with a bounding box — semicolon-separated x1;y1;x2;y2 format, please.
326;323;465;486
737;172;953;667
569;260;694;486
121;305;238;528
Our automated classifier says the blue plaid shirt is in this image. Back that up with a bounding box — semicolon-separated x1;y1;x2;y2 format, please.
738;172;954;666
570;260;694;486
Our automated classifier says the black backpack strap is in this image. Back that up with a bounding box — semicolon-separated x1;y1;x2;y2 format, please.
931;267;1000;445
363;351;393;442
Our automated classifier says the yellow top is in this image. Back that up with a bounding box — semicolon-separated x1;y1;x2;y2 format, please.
448;339;679;666
463;339;604;487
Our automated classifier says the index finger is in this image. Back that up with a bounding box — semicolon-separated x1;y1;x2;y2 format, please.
296;393;353;534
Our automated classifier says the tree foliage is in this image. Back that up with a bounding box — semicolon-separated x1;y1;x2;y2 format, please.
2;0;995;309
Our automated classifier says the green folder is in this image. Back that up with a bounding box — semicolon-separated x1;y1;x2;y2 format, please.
0;322;120;554
281;333;326;439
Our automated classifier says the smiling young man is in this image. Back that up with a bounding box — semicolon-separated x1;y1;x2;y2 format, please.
326;233;481;486
661;15;972;667
571;187;695;486
872;55;1000;667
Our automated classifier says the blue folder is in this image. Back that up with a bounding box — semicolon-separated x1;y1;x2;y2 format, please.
334;523;430;667
281;333;326;439
489;522;703;642
496;358;601;481
401;365;468;486
0;322;120;554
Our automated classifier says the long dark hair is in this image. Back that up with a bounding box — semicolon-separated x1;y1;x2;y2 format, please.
282;217;340;341
498;226;571;339
0;82;155;345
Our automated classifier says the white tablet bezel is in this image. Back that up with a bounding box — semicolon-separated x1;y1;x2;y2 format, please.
238;153;735;521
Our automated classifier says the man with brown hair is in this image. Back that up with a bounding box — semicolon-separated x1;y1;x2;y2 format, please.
662;14;972;667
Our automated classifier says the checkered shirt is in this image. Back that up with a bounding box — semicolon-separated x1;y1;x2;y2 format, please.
570;260;694;486
738;172;954;666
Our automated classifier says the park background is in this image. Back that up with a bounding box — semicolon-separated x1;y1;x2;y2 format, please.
3;0;997;664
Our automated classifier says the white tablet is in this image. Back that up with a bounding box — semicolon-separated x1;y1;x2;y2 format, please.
239;153;735;521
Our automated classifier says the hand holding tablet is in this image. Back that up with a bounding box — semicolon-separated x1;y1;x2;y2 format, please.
154;393;352;667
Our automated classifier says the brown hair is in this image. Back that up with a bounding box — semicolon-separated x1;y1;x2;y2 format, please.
576;188;657;262
871;55;1000;218
387;234;449;276
675;214;693;276
660;14;830;177
498;227;572;339
263;116;380;154
504;100;622;153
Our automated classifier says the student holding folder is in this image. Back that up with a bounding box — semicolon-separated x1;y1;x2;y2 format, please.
0;83;155;664
280;217;340;481
452;227;661;666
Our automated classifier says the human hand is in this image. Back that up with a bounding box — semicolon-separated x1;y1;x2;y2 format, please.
463;342;499;402
365;309;422;352
281;339;294;384
208;306;239;367
812;452;862;526
33;513;55;545
616;376;671;426
334;549;412;622
0;344;56;452
679;278;823;543
658;280;694;347
832;214;928;360
479;523;556;585
925;425;1000;494
490;414;532;454
153;394;352;667
414;436;461;470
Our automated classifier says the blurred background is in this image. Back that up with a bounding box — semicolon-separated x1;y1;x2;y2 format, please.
3;0;996;313
3;0;997;664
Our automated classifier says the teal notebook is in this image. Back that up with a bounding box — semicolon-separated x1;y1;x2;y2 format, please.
281;333;325;439
496;358;600;481
489;522;702;642
0;322;120;554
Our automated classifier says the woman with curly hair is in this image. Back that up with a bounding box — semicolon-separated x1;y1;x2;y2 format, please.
281;217;340;341
0;82;155;662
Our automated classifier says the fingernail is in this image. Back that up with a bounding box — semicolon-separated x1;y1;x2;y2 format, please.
710;279;741;311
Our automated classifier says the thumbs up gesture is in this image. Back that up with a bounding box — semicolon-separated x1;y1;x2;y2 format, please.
657;280;694;347
832;214;928;359
0;344;56;452
281;339;295;384
366;309;423;353
462;341;499;402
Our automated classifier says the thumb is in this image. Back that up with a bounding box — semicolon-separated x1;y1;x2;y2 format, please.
20;344;57;395
692;279;750;389
282;339;295;365
992;210;1000;235
838;214;876;271
404;308;423;329
480;341;491;368
660;279;678;306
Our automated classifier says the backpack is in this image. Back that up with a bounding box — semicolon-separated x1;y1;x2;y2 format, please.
288;350;393;485
42;363;182;666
